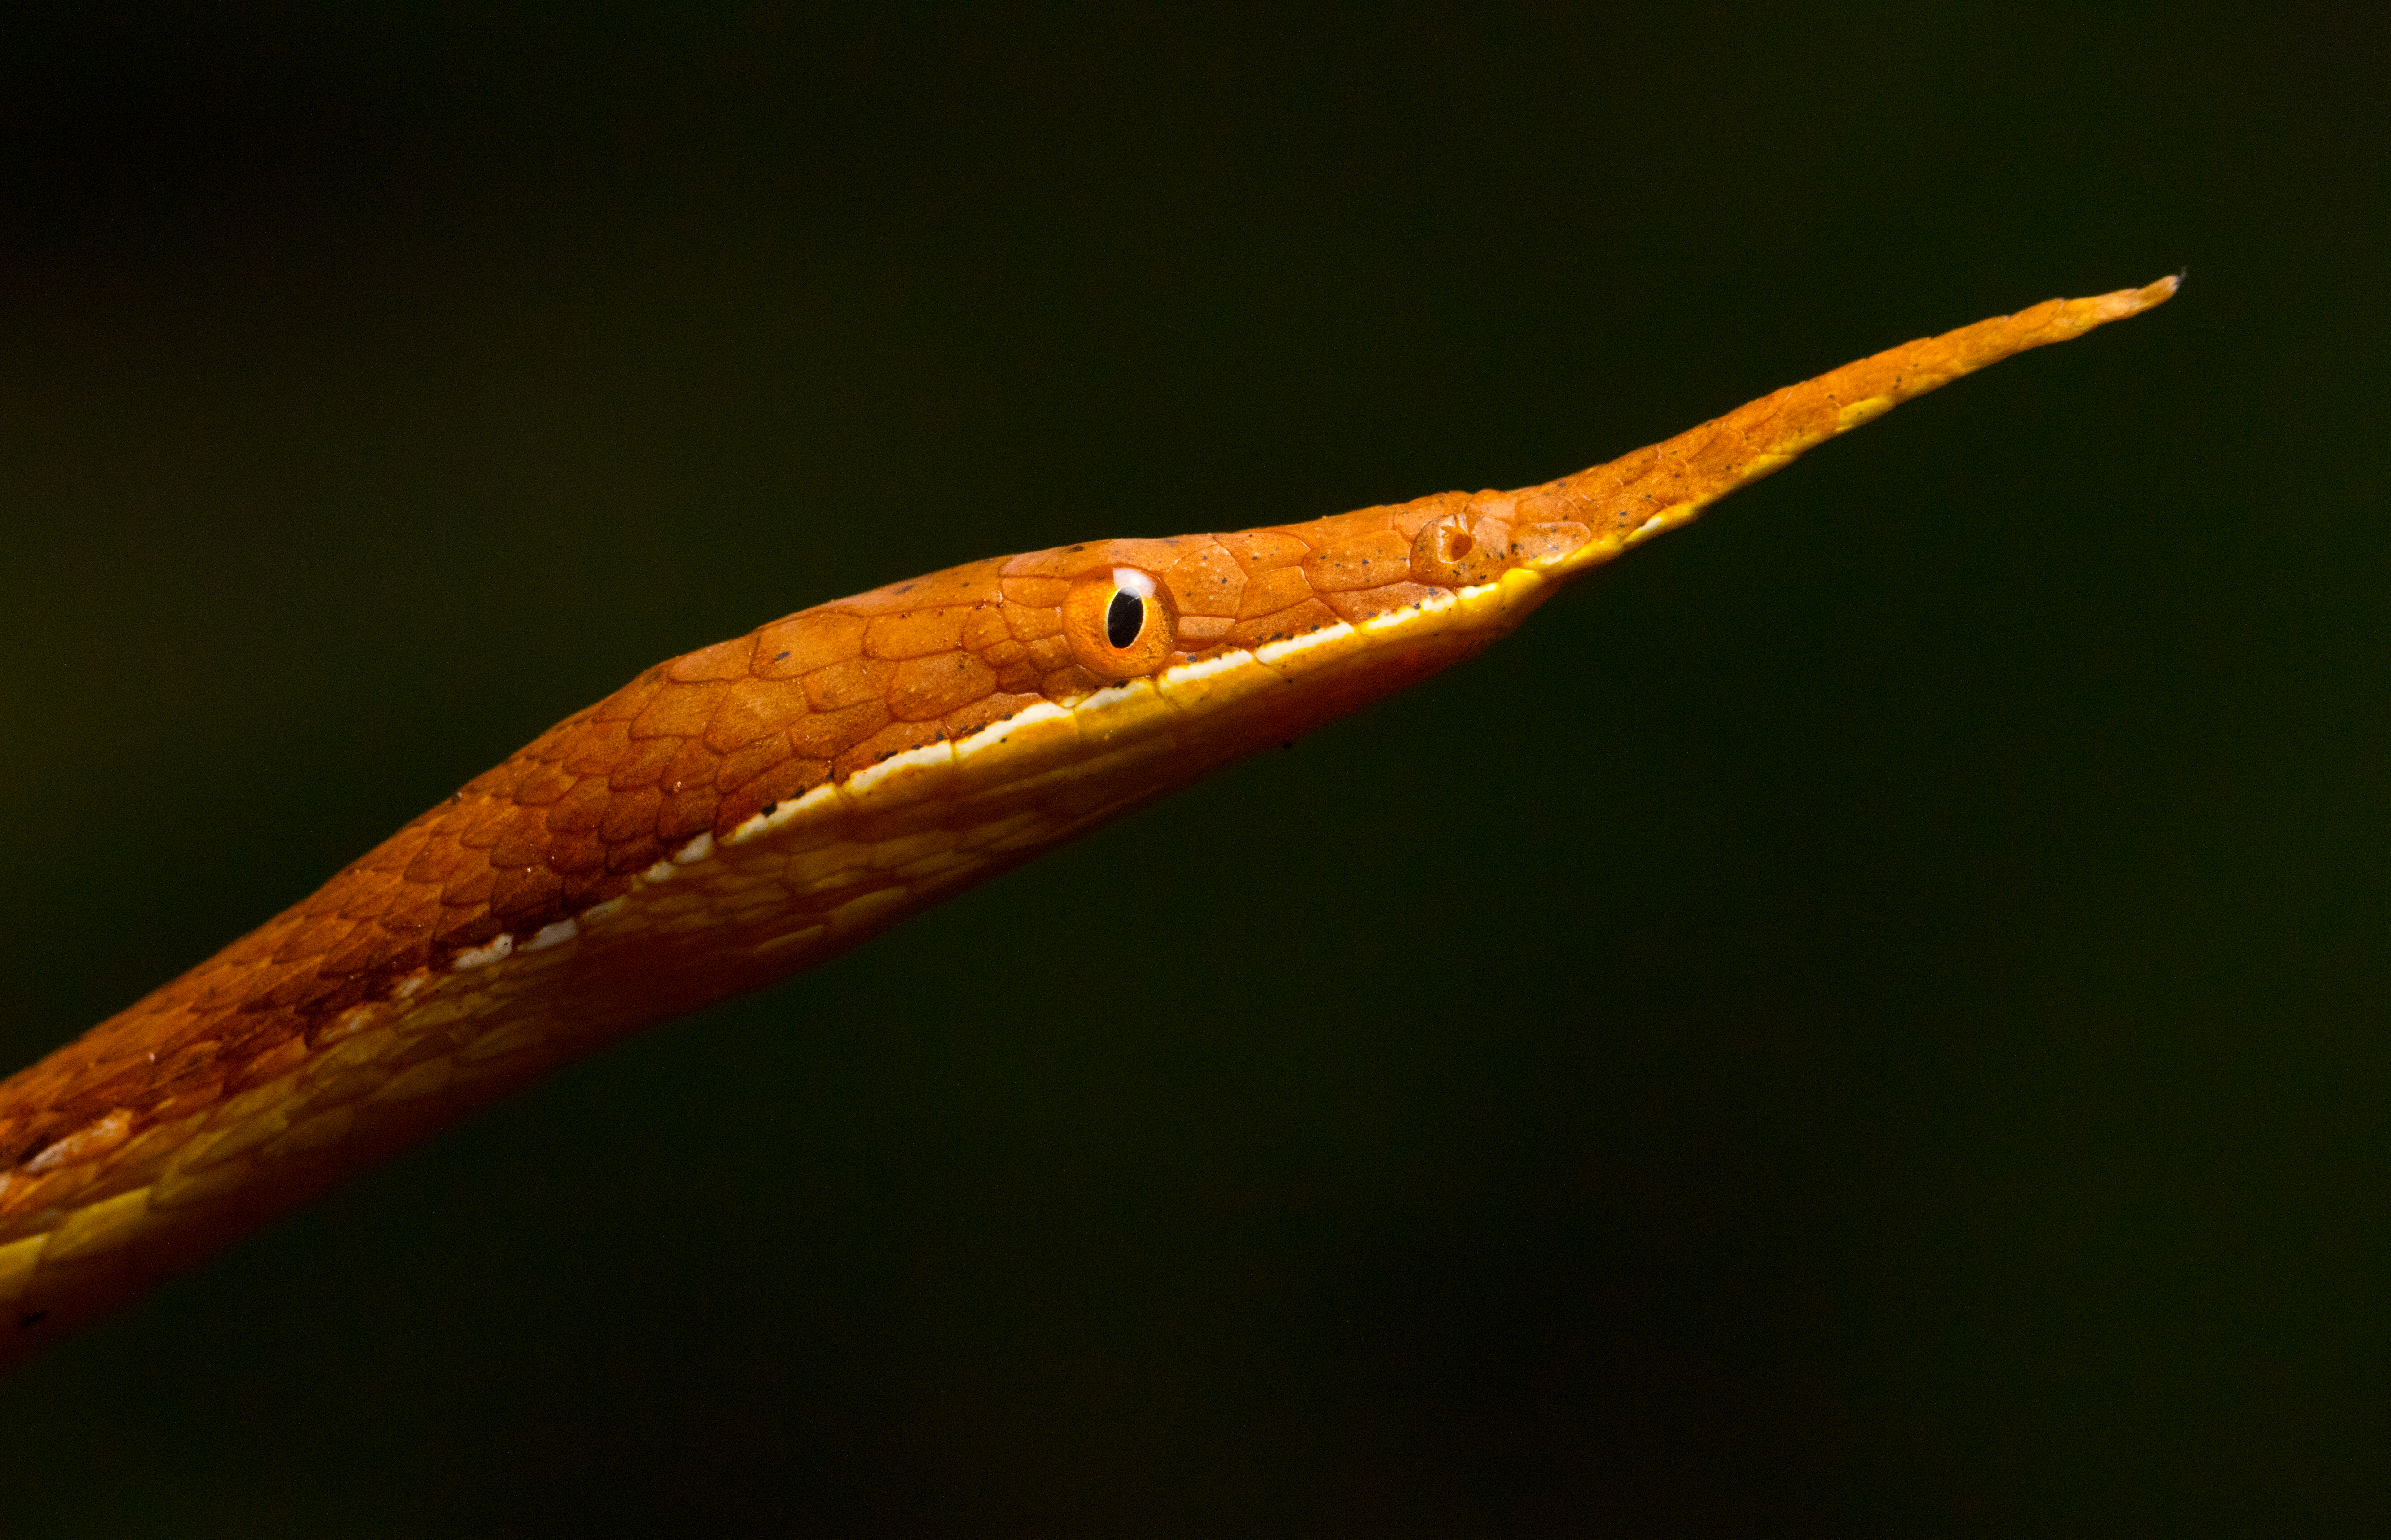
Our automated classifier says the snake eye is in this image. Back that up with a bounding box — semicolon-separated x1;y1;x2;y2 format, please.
1063;566;1178;681
1106;587;1143;648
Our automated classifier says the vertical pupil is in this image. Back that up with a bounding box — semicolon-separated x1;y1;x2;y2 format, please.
1105;589;1144;649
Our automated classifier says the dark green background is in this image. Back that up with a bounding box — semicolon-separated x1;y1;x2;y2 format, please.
1;3;2382;1534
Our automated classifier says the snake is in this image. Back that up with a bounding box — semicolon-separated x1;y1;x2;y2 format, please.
0;278;2176;1371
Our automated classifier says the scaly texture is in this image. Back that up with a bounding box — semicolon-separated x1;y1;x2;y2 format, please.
0;277;2177;1369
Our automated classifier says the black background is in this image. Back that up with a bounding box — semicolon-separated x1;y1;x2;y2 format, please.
2;3;2384;1534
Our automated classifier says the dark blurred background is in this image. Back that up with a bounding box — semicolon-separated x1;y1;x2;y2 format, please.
0;2;2383;1534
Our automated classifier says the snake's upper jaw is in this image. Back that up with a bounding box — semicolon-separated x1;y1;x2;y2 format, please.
1499;276;2183;590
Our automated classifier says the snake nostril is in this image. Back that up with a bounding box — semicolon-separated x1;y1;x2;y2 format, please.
1411;512;1504;587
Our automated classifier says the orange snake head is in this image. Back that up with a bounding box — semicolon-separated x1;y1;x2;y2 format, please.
0;277;2176;1371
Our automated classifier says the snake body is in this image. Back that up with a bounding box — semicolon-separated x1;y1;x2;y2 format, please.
0;279;2176;1369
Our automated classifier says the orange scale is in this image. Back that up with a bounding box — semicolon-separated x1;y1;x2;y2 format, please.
715;756;828;836
789;699;889;761
185;964;258;1014
1510;522;1593;565
603;835;665;875
450;797;518;852
294;972;368;1017
960;606;1011;651
557;870;621;911
802;655;895;712
1000;576;1069;609
659;788;718;842
380;890;444;939
508;763;576;809
1301;529;1412;592
1272;511;1376;550
520;716;588;765
1037;664;1099;699
1022;634;1074;674
432;906;500;947
442;867;499;910
658;738;721;799
1321;583;1440;625
545;834;609;876
943;691;1040;741
223;1032;311;1090
988;655;1043;694
1228;598;1339;649
863;608;966;660
1005;604;1064;642
836;718;946;778
589;675;665;725
704;677;812;754
348;834;421;877
1216;529;1308;572
458;757;527;801
1235;566;1314;619
604;735;682;792
239;964;324;1014
268;914;354;968
835;555;1007;615
1160;542;1245;617
596;787;664;844
561;718;635;778
715;734;793;795
1000;537;1188;580
753;611;867;679
486;829;549;875
315;923;392;977
665;635;755;683
628;682;723;741
543;775;613;836
489;865;565;921
1176;614;1234;647
889;652;997;722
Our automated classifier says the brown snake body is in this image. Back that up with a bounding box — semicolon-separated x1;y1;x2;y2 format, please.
0;278;2177;1370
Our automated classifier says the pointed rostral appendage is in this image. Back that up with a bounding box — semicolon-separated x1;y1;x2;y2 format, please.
0;278;2177;1369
